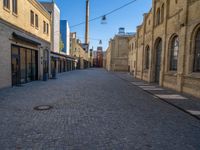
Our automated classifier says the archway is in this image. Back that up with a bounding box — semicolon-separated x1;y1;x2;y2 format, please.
154;38;162;83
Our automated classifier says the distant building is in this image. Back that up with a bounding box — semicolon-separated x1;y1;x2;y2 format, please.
93;47;103;68
60;20;70;55
70;32;89;69
41;1;75;75
106;28;135;72
41;1;60;53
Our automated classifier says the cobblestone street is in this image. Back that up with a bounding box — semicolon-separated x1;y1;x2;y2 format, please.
0;69;200;150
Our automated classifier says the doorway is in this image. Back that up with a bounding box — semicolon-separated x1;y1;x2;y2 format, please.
11;45;38;86
11;46;20;85
154;38;162;83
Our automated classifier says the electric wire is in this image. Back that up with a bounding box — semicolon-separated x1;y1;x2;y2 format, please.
70;0;137;28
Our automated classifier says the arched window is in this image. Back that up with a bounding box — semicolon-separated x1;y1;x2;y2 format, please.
193;29;200;72
170;36;179;71
161;4;164;22
145;46;150;69
156;8;161;25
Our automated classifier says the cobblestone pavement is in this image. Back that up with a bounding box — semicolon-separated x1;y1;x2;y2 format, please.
0;69;200;150
115;72;200;120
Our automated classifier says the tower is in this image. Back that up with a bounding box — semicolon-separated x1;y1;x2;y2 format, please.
85;0;89;45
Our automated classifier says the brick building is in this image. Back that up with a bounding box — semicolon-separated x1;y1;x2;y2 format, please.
93;46;103;68
129;0;200;98
41;1;75;75
0;0;51;88
70;32;89;69
106;28;134;72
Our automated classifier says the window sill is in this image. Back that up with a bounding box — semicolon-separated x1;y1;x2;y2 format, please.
3;7;10;13
165;71;177;76
186;73;200;79
12;12;18;17
31;24;35;27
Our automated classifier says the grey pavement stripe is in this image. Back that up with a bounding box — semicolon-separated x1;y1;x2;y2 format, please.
131;82;149;86
187;110;200;116
138;86;164;91
155;94;188;100
142;88;164;91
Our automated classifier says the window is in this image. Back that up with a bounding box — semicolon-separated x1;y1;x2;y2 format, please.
148;20;151;25
145;46;150;69
3;0;10;9
30;10;34;26
170;36;179;71
43;21;46;33
12;0;17;14
35;14;38;28
46;23;49;34
156;8;161;26
161;4;164;23
193;29;200;72
132;43;134;51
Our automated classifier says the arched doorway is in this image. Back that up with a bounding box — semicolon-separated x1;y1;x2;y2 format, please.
154;38;162;83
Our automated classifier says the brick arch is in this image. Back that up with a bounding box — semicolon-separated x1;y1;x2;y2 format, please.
144;45;150;70
153;37;162;83
191;24;200;72
168;34;179;71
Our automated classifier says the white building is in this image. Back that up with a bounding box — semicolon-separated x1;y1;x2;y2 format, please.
40;1;60;53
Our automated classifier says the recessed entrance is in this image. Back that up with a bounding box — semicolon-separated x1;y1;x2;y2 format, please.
11;45;38;86
154;38;162;83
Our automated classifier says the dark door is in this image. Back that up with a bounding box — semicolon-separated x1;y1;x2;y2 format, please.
155;39;162;83
11;47;20;86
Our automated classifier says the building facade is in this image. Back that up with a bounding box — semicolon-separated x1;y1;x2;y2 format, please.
93;46;103;68
128;35;137;76
0;0;51;88
106;28;134;72
41;1;75;75
70;32;89;69
60;20;70;55
129;0;200;98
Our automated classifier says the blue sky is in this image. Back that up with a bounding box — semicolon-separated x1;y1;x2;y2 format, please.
40;0;152;51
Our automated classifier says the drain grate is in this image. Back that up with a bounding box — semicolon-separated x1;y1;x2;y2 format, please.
34;105;53;111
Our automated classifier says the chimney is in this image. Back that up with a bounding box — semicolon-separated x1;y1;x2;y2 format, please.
85;0;89;44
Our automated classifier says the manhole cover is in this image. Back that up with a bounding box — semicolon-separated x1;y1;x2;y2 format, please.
34;105;53;111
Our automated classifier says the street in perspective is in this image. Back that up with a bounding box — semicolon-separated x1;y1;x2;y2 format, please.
0;0;200;149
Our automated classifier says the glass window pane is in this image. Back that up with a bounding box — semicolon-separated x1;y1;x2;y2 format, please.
194;29;200;72
32;51;37;81
20;48;26;83
27;49;32;82
170;36;179;71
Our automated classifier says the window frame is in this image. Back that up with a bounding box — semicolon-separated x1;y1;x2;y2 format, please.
156;8;161;26
193;29;200;72
169;35;179;71
46;23;49;34
35;14;39;29
30;10;34;26
144;45;150;70
161;4;164;23
12;0;17;15
3;0;10;10
43;21;46;33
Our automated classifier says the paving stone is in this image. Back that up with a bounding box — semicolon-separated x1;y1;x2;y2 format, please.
0;69;200;149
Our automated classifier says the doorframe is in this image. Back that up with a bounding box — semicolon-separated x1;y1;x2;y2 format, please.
11;44;39;86
153;37;162;83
